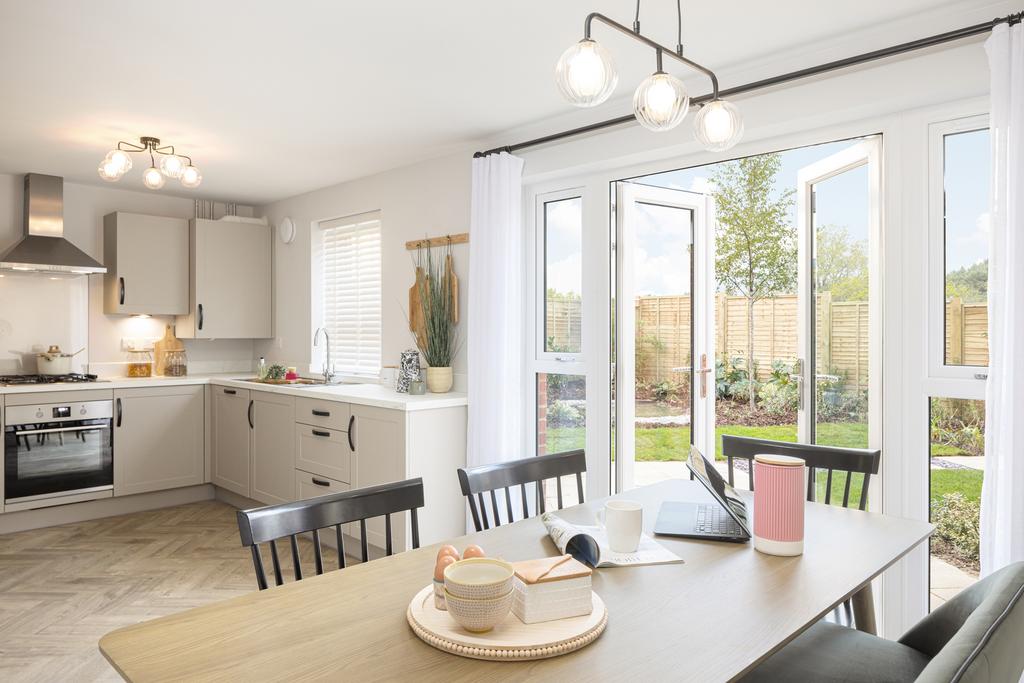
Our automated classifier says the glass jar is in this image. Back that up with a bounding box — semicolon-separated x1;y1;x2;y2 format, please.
127;349;153;377
165;349;188;377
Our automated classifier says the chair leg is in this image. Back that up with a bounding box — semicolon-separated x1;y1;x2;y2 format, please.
851;583;877;635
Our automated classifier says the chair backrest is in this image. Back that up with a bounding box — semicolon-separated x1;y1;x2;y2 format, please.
236;477;424;590
457;449;586;532
901;561;1024;683
721;435;880;509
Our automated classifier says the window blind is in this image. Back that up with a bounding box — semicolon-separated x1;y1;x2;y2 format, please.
319;214;382;375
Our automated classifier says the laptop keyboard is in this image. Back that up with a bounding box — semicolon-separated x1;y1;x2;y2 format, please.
695;503;743;536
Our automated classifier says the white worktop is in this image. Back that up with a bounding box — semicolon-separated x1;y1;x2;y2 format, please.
0;374;467;412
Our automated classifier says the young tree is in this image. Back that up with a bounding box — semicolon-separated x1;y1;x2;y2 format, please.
711;154;796;410
815;224;868;301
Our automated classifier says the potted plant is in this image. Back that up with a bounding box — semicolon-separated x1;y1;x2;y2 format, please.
415;244;460;393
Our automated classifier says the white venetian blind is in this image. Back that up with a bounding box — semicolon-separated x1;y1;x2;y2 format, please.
319;213;382;375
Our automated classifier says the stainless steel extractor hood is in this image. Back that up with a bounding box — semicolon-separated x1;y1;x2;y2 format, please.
0;173;106;274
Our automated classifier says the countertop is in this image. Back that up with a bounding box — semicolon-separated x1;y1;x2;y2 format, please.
0;374;468;412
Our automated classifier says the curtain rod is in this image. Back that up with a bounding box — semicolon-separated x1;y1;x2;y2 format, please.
474;10;1023;158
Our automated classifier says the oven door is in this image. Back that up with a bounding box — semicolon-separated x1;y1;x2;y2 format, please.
4;418;113;503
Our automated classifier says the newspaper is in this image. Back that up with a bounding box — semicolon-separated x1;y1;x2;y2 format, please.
541;512;684;568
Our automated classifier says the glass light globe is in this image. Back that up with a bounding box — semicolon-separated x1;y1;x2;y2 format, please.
97;158;124;182
142;166;165;190
693;99;744;151
106;149;133;174
180;165;202;188
159;154;185;178
633;72;689;132
555;39;617;107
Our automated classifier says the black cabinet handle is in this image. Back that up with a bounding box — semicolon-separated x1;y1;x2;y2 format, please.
311;409;330;417
198;303;204;330
311;477;330;487
248;400;254;430
116;397;122;427
312;429;330;437
223;388;237;395
347;415;355;452
119;277;125;305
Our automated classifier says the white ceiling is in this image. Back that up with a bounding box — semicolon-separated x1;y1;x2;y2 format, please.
0;0;1011;204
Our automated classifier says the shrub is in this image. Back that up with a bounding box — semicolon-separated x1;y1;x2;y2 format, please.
931;492;980;565
716;355;758;400
651;380;678;402
758;381;797;415
547;400;583;428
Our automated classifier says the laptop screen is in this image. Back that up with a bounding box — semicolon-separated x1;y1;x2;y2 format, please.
686;446;751;535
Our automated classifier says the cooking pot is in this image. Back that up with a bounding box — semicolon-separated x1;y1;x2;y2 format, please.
36;345;83;375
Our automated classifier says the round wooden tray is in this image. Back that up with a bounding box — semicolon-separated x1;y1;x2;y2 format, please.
407;585;607;661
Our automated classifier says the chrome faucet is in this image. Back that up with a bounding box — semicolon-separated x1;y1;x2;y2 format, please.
313;327;334;384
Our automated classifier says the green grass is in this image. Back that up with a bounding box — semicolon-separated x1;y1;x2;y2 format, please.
931;468;983;505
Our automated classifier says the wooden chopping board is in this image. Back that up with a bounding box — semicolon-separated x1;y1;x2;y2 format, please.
153;325;184;376
409;267;426;349
446;254;459;324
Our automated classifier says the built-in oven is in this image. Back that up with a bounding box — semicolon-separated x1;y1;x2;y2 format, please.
4;400;113;511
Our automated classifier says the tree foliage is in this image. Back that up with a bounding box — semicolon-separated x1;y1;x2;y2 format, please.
815;224;868;301
945;260;988;304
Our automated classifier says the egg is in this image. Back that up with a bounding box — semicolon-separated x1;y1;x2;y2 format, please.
462;544;486;559
434;553;457;581
437;545;459;562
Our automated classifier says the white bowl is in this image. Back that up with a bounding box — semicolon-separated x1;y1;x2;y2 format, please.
443;588;514;633
443;558;514;599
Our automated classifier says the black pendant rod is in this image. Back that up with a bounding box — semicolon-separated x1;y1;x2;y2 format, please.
474;10;1022;158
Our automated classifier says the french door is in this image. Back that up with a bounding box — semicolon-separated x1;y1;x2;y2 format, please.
614;182;715;492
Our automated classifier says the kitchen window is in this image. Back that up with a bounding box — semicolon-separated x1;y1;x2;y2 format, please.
313;211;382;376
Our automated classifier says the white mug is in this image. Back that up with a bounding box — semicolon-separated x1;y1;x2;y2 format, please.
597;500;643;553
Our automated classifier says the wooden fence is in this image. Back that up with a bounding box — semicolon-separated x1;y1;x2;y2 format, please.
546;293;988;387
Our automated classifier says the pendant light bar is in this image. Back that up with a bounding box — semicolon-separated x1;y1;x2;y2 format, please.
475;10;1023;157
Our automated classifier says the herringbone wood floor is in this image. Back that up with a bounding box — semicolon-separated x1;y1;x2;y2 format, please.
0;500;318;682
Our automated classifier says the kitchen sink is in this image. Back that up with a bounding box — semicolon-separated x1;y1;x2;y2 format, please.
232;378;365;388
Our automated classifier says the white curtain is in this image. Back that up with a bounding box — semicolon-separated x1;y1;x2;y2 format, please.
467;152;526;531
981;21;1024;576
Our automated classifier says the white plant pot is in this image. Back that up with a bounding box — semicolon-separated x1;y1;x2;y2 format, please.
425;367;453;393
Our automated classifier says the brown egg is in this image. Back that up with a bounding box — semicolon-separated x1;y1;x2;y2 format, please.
434;554;457;581
437;545;459;562
462;544;486;559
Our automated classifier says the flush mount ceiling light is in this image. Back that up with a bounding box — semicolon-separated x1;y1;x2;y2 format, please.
98;136;202;190
556;0;743;149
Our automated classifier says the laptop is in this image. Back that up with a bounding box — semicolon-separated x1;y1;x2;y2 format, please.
653;446;752;543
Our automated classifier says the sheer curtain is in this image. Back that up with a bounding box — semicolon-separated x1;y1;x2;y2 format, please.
467;152;526;530
980;21;1024;576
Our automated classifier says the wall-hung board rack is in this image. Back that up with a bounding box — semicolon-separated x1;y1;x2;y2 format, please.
405;233;469;250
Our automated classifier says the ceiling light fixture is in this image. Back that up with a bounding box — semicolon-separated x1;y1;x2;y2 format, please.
97;137;202;189
556;1;743;149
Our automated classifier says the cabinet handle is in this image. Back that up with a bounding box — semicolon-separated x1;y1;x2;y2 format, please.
116;397;122;427
119;277;125;305
198;303;204;330
248;399;254;430
311;477;330;487
311;409;330;417
223;388;237;395
347;415;355;452
312;429;330;437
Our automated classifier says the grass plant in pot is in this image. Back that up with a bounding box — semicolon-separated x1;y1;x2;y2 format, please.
415;244;460;393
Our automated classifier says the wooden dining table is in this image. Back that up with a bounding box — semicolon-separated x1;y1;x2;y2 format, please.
99;479;933;682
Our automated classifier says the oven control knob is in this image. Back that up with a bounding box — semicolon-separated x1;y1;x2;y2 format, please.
35;409;43;418
80;407;87;415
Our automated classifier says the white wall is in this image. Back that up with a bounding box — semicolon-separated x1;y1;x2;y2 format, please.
0;173;255;375
256;153;471;385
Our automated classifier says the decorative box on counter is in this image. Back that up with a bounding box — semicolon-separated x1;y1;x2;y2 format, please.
511;554;593;624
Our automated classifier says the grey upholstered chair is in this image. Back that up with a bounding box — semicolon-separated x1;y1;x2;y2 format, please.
740;561;1024;682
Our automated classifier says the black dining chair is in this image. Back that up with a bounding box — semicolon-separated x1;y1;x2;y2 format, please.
236;477;424;590
457;449;586;532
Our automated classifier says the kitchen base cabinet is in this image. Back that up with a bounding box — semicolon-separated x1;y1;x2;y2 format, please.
114;386;204;496
211;387;251;497
251;391;294;505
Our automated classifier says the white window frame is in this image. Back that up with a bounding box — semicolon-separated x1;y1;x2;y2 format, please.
532;188;586;363
926;114;991;382
310;210;382;379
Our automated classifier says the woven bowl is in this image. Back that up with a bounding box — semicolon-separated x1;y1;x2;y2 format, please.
443;558;515;599
443;588;514;633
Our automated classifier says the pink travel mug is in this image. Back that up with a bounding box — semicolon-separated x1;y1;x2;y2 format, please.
753;454;806;556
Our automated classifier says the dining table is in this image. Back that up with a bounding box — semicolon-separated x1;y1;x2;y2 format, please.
99;478;933;682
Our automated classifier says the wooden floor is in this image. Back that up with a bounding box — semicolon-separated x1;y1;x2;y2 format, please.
0;501;296;682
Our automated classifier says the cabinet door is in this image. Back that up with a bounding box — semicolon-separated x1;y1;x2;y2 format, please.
104;213;189;315
351;405;406;551
211;386;251;497
189;219;272;339
114;385;204;495
250;391;295;505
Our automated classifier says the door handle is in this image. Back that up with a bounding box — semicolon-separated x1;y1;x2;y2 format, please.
119;277;125;305
223;388;237;395
311;477;330;487
312;429;330;437
116;397;122;427
792;359;805;411
197;303;204;331
248;400;254;430
695;353;712;399
347;415;355;452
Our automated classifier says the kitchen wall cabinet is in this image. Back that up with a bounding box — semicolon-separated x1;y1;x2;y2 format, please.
177;218;272;339
211;386;251;497
250;391;294;505
103;212;189;316
113;385;204;496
